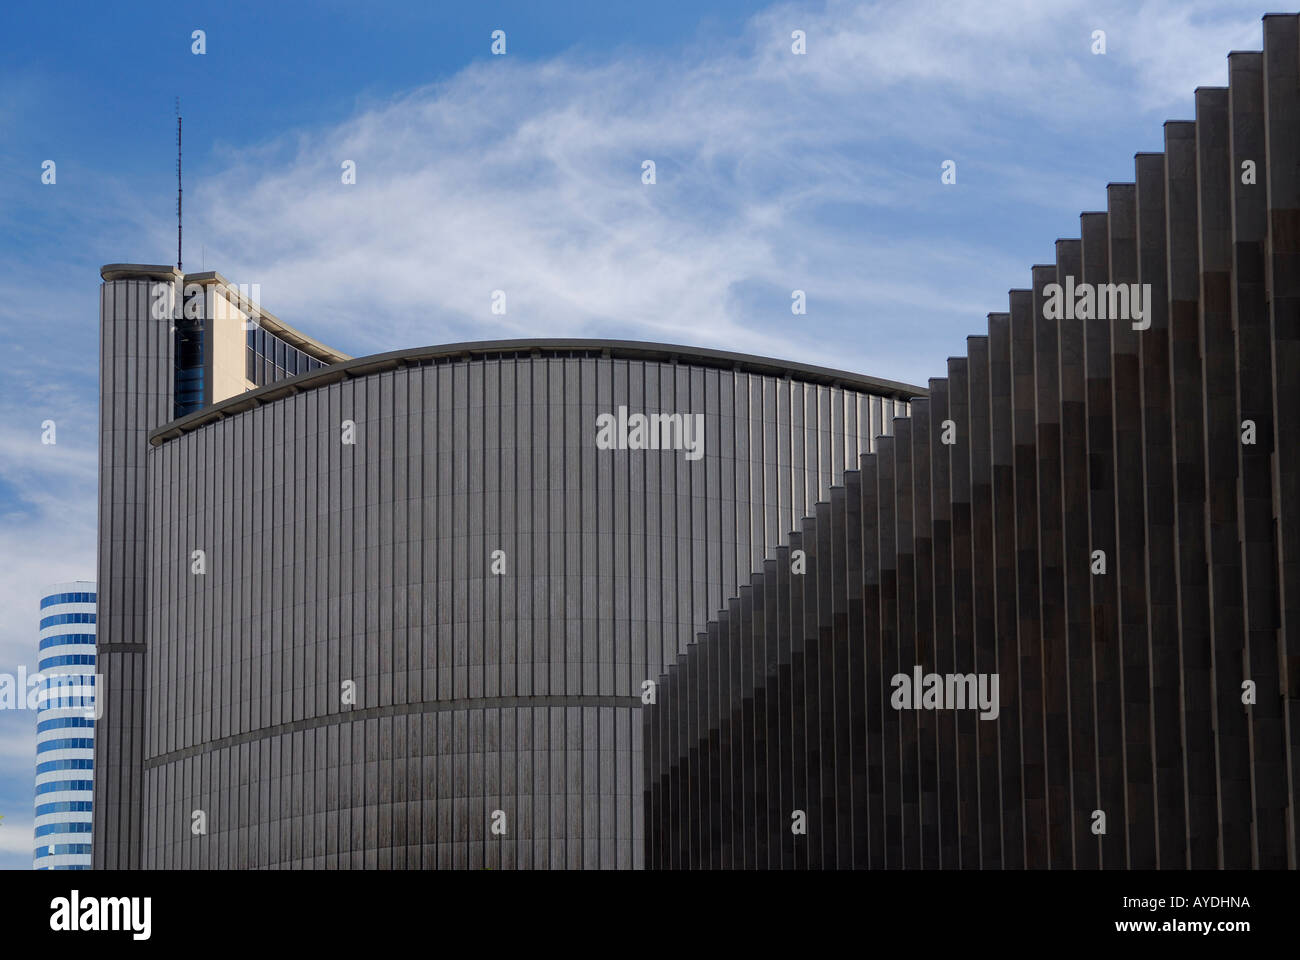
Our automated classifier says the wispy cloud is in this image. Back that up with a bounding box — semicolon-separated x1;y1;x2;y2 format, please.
0;1;1275;866
0;816;34;862
0;513;92;868
150;0;1264;388
0;715;38;868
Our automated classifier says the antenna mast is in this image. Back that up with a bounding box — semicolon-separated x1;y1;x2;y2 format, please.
176;98;183;272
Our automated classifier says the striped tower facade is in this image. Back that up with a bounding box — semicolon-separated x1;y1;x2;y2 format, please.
34;582;97;870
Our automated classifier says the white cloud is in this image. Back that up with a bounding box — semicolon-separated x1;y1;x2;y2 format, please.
0;0;1275;841
0;712;37;868
152;0;1266;389
0;817;34;861
0;386;98;673
0;524;96;666
0;722;36;765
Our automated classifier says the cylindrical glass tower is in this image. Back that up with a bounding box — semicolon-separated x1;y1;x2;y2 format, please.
33;581;97;870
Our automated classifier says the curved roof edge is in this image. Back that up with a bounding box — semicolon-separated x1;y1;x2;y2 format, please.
148;338;925;447
100;264;350;364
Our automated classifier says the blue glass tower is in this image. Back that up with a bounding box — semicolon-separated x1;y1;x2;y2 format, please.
33;581;97;869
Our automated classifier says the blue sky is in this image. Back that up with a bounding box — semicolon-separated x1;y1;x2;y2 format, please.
0;0;1269;867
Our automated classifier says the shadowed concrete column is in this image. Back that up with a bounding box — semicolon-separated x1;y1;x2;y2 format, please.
967;333;1003;868
687;627;702;868
813;502;837;867
1262;13;1300;869
843;473;868;867
1080;210;1124;869
859;454;885;869
928;378;960;868
1136;147;1187;868
786;532;807;869
989;312;1024;867
1011;286;1047;868
947;357;982;868
659;662;674;867
877;436;902;868
774;543;794;869
761;556;781;868
1057;238;1099;869
697;624;715;870
726;595;745;866
1032;261;1071;868
1229;47;1287;871
1190;90;1253;869
909;402;940;868
644;666;659;868
717;605;733;868
1184;93;1237;869
738;580;757;869
828;490;853;867
893;416;921;868
678;648;692;869
798;517;822;870
1108;182;1156;869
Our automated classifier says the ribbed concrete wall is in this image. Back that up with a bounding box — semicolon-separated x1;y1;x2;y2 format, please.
644;13;1300;869
94;273;178;870
101;327;911;868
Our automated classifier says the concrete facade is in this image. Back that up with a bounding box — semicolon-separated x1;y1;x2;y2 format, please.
644;14;1300;869
92;277;918;868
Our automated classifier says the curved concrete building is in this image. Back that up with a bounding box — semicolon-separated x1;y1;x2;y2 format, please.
93;265;921;868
